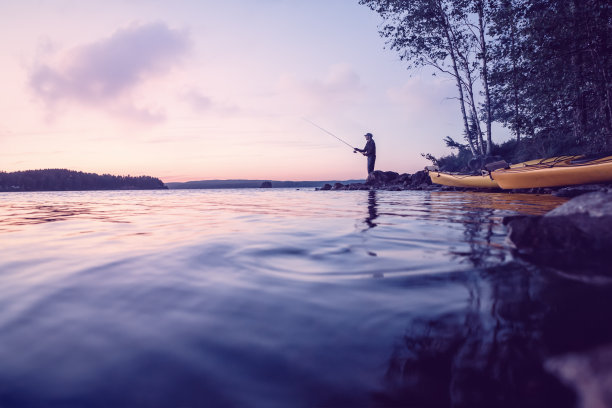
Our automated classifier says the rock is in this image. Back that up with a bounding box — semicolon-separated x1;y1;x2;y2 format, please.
410;170;431;187
315;169;431;191
260;181;272;188
365;172;379;185
504;192;612;272
546;191;612;217
397;173;412;185
366;170;400;186
546;343;612;408
553;184;606;198
347;183;369;190
504;214;612;270
383;171;400;181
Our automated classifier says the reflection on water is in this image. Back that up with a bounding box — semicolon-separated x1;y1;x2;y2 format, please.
374;263;611;408
1;189;607;408
364;190;379;229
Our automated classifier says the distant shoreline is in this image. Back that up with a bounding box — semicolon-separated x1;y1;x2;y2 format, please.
0;169;166;192
165;179;366;189
0;169;365;192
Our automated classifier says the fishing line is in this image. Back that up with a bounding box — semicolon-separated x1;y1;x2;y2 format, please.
302;118;356;150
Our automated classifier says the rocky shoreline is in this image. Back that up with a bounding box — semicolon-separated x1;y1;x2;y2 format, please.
504;190;612;408
320;170;612;271
503;191;612;275
320;170;612;406
317;169;612;198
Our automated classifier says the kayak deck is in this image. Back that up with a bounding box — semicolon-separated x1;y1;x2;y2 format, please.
428;171;499;189
491;155;612;189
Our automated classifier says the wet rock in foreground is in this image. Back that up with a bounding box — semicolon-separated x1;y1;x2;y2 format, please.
504;192;612;273
552;183;610;198
546;344;612;408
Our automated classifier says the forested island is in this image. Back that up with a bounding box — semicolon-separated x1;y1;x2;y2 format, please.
360;0;611;170
0;169;167;192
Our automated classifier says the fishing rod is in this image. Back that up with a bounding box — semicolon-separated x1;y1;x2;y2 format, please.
302;118;356;150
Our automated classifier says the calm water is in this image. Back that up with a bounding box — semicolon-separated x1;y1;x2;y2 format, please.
1;189;611;407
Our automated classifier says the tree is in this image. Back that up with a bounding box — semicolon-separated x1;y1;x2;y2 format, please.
489;0;612;153
0;169;167;191
359;0;496;156
362;0;612;168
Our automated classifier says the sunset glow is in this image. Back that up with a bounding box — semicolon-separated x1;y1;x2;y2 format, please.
2;0;470;182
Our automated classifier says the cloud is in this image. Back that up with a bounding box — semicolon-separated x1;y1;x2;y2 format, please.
387;77;457;115
28;22;190;122
182;88;241;116
277;63;365;109
183;90;213;112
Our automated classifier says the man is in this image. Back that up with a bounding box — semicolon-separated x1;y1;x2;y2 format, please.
354;132;376;175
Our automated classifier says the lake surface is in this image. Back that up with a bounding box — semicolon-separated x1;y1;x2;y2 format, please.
1;189;611;407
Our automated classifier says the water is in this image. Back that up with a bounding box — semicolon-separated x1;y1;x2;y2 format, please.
1;189;611;407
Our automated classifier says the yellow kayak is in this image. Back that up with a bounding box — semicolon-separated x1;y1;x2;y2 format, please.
491;155;612;189
427;155;588;189
428;171;500;188
511;155;583;168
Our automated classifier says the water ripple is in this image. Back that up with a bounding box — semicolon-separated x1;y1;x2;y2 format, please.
2;189;591;408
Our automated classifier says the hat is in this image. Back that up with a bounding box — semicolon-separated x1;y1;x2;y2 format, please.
364;132;373;138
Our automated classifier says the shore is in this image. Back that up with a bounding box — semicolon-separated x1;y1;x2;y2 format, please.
321;169;612;406
317;169;612;198
321;170;612;272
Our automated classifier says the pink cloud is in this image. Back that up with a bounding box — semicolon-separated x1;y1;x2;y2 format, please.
386;78;456;115
182;88;241;116
182;89;213;112
278;64;365;109
28;22;190;122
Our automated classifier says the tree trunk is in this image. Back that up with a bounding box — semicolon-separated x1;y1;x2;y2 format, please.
437;0;478;156
510;13;521;143
477;1;493;155
572;0;590;145
458;50;485;156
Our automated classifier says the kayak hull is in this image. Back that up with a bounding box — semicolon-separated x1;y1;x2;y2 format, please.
428;172;499;188
492;156;612;189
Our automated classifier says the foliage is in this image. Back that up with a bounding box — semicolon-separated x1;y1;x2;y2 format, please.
427;132;593;171
489;0;612;152
422;136;475;172
359;0;612;166
0;169;167;192
359;0;495;156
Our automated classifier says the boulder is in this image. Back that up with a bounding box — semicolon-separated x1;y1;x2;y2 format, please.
365;170;400;186
397;173;412;185
317;170;426;191
410;170;432;187
504;192;612;273
546;343;612;408
347;183;369;190
553;184;610;198
546;191;612;217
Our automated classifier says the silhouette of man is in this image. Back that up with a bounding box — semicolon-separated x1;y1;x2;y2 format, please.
354;132;376;175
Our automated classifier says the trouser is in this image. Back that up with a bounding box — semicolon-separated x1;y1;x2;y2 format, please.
367;155;376;174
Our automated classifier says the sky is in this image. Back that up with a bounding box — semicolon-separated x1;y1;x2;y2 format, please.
1;0;489;182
